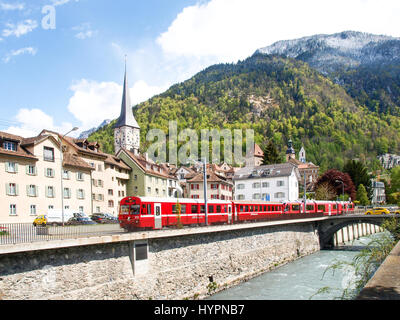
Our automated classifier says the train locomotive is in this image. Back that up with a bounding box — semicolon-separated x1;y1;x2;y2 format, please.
118;196;354;231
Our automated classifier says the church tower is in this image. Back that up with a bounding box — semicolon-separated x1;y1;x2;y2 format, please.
114;61;140;155
285;139;296;162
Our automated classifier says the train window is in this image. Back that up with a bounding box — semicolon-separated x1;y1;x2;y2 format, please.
142;204;147;214
191;205;198;214
208;205;214;213
181;204;187;214
240;206;244;212
216;205;221;213
200;205;205;214
250;206;253;212
245;205;249;212
130;205;140;215
306;205;314;211
147;204;152;215
333;205;337;210
292;204;300;211
121;205;130;214
317;205;325;211
263;206;267;211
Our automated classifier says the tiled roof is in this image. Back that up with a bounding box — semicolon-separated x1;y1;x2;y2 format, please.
186;168;233;185
121;148;177;180
104;154;131;171
234;162;299;180
63;152;94;170
0;131;38;160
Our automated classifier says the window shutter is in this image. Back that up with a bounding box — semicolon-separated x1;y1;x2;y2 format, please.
36;186;39;197
6;183;10;195
15;163;18;173
15;184;19;196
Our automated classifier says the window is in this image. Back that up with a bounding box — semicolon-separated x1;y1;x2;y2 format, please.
306;204;314;211
275;192;285;198
237;194;244;200
9;204;16;216
46;186;55;198
211;184;218;189
236;184;245;190
252;193;261;199
6;183;18;196
252;182;260;188
108;189;113;196
76;172;84;181
108;200;114;208
6;162;17;173
30;205;36;215
262;182;269;188
77;189;85;199
79;206;84;213
208;205;214;213
3;141;16;151
43;147;55;161
63;187;71;199
292;204;300;211
27;165;37;175
317;205;325;211
27;185;38;197
191;205;198;214
45;168;55;178
63;170;70;179
277;180;285;187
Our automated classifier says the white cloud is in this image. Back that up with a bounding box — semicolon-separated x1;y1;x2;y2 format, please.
3;46;37;63
4;108;74;138
157;0;400;64
2;19;38;38
50;0;79;6
0;2;25;10
66;79;166;131
72;22;97;40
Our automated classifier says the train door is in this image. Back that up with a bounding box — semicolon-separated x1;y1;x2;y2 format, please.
227;204;232;224
328;204;332;216
154;203;162;229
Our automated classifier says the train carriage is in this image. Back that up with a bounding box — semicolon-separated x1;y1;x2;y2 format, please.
118;196;355;231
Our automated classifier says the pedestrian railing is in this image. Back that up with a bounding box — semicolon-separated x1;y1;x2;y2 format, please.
0;223;123;246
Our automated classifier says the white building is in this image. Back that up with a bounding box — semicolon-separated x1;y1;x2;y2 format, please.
233;163;300;202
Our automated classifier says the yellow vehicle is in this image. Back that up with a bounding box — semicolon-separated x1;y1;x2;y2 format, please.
365;207;390;215
33;215;47;226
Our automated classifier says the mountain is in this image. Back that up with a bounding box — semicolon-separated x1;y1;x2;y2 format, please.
88;47;400;173
256;31;400;115
78;119;111;139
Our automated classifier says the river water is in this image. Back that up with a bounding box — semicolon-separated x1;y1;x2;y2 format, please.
207;233;386;300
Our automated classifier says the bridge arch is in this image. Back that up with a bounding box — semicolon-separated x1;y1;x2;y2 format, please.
318;217;386;249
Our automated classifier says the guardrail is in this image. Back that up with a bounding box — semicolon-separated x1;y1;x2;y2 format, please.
0;223;123;246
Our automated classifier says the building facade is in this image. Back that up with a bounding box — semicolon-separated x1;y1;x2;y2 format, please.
233;163;300;202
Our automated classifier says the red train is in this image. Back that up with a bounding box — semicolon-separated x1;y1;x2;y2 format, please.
118;196;354;231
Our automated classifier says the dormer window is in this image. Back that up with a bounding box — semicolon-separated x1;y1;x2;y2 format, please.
3;140;17;151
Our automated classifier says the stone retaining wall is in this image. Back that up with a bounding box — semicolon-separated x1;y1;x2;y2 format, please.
0;222;320;300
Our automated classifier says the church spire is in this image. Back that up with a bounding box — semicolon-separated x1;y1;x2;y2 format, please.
114;57;140;129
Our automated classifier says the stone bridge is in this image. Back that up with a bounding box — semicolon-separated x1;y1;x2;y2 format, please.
317;214;394;248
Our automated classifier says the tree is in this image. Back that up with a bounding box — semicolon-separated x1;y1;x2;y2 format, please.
315;169;356;201
315;182;337;200
343;160;372;199
356;184;370;205
262;140;281;165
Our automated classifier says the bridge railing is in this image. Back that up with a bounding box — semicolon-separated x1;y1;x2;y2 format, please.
0;223;123;246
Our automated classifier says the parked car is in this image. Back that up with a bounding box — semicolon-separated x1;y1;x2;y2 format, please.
67;216;96;225
90;213;118;224
33;215;47;227
365;207;390;215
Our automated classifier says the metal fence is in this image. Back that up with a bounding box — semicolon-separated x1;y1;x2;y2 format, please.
0;223;124;246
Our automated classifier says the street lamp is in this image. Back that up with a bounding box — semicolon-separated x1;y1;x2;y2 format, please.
335;179;344;201
60;127;79;226
187;157;208;226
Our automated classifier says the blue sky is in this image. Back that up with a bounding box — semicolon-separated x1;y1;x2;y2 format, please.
1;0;399;137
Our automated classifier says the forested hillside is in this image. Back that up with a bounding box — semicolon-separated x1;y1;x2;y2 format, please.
89;53;400;172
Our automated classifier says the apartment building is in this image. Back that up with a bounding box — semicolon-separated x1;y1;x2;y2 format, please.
185;168;234;200
0;131;93;223
233;163;300;202
116;148;179;198
41;130;131;216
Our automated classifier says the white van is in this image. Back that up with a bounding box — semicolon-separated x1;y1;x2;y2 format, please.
46;209;75;225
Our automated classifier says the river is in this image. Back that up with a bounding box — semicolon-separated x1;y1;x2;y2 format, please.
207;232;386;300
